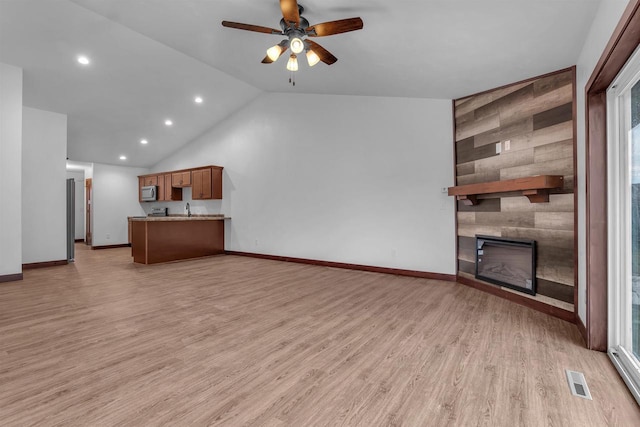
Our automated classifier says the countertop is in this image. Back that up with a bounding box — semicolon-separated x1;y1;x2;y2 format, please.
128;215;230;222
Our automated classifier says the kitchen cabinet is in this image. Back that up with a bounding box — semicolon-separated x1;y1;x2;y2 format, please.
138;177;149;202
139;175;164;202
156;174;165;201
142;176;157;186
130;216;227;264
192;168;211;199
192;167;222;200
172;171;191;187
139;165;222;203
164;174;182;201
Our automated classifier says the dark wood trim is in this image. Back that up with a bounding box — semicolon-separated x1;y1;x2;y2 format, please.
226;251;457;282
22;260;68;270
576;314;587;346
457;275;575;324
571;66;579;322
454;66;576;102
74;239;85;243
586;1;640;93
585;90;609;352
0;273;23;283
92;244;132;250
584;0;640;351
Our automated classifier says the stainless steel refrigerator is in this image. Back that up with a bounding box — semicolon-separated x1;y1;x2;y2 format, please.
66;178;75;261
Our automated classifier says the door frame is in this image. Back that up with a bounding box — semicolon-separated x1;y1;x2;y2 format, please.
585;0;640;350
85;178;92;246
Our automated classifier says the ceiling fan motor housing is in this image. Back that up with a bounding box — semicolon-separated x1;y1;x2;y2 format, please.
280;16;309;32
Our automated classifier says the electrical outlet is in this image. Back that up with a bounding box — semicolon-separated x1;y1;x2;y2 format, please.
496;142;501;154
106;234;110;240
504;140;511;151
254;238;258;247
441;187;448;194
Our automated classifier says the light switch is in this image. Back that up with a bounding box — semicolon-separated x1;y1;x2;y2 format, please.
504;140;511;151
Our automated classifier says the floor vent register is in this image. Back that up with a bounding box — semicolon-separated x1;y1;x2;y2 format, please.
565;369;592;400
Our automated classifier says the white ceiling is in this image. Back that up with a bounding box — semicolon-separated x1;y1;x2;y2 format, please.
0;0;602;168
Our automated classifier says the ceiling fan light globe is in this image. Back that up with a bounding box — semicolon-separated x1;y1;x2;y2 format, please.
266;44;282;62
290;37;304;54
306;50;320;67
286;54;298;71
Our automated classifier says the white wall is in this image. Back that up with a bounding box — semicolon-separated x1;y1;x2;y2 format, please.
92;163;146;246
22;107;67;264
66;170;85;240
152;92;456;274
575;0;630;323
0;62;22;276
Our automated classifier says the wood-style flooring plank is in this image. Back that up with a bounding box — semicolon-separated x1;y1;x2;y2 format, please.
0;245;638;426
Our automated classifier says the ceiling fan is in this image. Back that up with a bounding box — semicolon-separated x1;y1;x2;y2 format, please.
222;0;363;80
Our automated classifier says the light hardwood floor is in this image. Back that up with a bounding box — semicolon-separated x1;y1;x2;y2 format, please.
1;245;638;426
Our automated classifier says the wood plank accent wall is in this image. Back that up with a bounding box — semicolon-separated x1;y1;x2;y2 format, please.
453;67;576;315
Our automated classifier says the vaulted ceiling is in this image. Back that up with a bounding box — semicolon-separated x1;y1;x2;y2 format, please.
0;0;603;167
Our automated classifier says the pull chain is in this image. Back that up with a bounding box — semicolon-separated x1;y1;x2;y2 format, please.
289;71;295;86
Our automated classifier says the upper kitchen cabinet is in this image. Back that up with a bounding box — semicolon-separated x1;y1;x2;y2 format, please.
172;171;191;188
192;166;222;200
139;165;223;202
164;174;182;201
139;174;165;202
141;175;157;186
156;174;165;201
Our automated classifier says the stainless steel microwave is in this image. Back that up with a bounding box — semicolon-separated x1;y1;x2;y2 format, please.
141;185;157;202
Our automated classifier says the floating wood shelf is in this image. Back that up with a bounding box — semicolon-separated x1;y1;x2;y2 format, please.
448;175;564;205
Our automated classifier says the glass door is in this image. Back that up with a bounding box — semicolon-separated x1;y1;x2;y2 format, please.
607;46;640;404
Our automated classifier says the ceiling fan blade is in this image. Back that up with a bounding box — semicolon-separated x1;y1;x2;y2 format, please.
221;21;281;34
280;0;300;26
307;18;363;37
305;40;337;65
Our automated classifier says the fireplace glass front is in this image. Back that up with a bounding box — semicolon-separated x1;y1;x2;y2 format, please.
475;235;536;295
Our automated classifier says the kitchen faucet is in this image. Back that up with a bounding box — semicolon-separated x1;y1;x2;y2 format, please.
186;202;191;217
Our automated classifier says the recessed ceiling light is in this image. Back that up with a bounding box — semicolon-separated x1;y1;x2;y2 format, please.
164;119;173;126
119;155;127;160
140;139;148;145
194;96;203;104
77;55;90;65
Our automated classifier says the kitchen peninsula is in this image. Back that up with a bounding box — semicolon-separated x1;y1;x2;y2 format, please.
130;215;228;264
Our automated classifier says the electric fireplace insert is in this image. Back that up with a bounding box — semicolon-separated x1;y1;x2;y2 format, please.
475;235;536;295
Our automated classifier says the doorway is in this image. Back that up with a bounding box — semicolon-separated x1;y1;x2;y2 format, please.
86;178;92;246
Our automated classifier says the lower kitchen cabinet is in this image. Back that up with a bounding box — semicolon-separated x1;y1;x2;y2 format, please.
130;218;226;264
